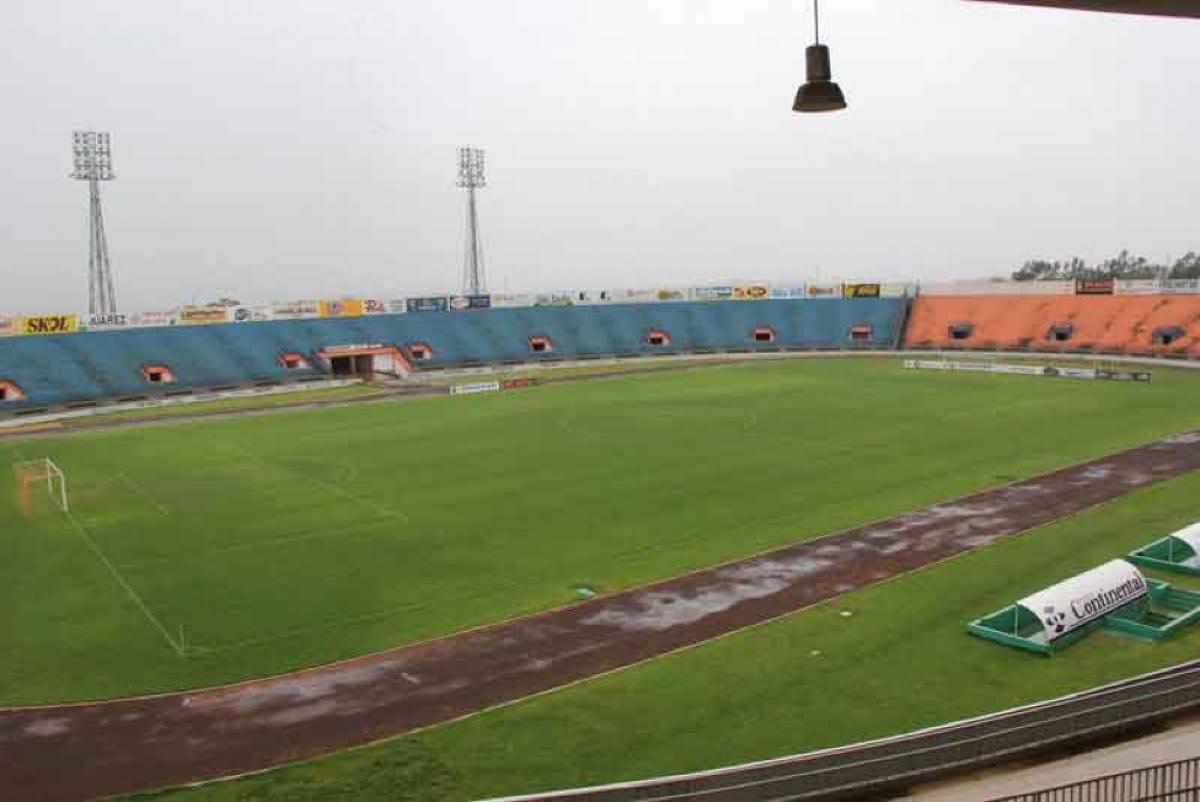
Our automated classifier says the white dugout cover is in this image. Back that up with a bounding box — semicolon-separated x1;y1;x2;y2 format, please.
1018;560;1147;642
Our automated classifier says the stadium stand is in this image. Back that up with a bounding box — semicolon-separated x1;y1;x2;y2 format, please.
0;299;903;413
904;294;1200;356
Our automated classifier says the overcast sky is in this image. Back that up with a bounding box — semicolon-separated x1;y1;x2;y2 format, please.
0;1;1196;314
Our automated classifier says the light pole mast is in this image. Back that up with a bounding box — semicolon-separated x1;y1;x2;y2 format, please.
457;147;486;296
71;131;118;316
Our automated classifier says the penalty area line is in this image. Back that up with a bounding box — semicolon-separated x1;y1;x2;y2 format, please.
116;471;170;516
222;442;409;523
64;511;186;658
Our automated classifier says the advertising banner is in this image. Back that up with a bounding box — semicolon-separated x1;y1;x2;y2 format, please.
920;280;1073;296
229;305;273;323
85;313;129;330
843;283;881;299
693;286;733;301
385;299;408;313
1096;369;1153;383
881;283;913;298
271;301;321;319
0;316;18;337
1115;279;1160;295
1161;279;1200;294
449;295;492;311
130;310;176;328
406;296;449;313
360;299;389;315
806;284;839;298
491;293;534;308
732;284;769;300
450;381;501;395
769;286;806;299
318;299;363;318
21;314;79;335
178;306;230;325
653;288;689;302
533;292;575;306
572;290;613;304
1075;278;1115;295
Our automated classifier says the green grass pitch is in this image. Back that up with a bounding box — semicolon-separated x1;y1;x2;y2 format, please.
3;358;1200;707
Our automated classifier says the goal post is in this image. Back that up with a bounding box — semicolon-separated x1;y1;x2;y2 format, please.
13;458;69;515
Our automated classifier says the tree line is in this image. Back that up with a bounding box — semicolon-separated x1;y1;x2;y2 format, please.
1011;250;1200;281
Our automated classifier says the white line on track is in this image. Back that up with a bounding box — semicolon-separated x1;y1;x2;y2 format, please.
116;471;169;516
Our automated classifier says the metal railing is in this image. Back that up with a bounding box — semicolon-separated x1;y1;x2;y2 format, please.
487;661;1200;802
989;756;1200;802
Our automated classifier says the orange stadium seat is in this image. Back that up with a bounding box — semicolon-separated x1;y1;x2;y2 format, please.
905;295;1200;357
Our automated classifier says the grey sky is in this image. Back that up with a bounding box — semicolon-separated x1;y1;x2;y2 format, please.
1;1;1196;314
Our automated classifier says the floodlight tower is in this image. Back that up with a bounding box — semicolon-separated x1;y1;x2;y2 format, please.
456;147;486;296
70;131;118;316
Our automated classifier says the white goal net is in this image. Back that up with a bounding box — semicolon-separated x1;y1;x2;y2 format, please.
13;458;69;515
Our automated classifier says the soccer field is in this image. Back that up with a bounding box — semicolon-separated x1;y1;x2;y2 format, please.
4;358;1200;705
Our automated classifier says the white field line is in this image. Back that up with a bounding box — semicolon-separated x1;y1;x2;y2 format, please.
118;517;401;572
64;511;184;658
116;471;169;516
189;576;518;655
222;442;409;523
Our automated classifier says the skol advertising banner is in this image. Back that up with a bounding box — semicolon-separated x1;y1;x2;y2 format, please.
22;314;79;335
178;306;230;325
842;283;881;299
318;299;364;318
406;296;449;313
449;295;492;311
733;285;769;300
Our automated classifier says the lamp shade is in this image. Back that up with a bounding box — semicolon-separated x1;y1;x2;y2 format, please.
793;44;846;113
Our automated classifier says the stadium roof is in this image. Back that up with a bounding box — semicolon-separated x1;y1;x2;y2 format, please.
975;0;1200;17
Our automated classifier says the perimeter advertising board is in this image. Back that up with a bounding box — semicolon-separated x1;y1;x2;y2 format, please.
0;316;18;337
130;310;176;328
842;283;881;299
271;301;321;319
769;286;806;299
85;313;129;330
1076;279;1115;295
228;306;273;323
22;314;78;335
491;293;534;308
449;295;492;311
694;286;733;301
1162;279;1200;294
319;300;363;318
406;296;449;313
806;284;838;298
361;299;390;315
178;306;229;325
732;285;769;300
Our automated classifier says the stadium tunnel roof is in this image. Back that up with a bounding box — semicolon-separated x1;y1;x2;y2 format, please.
974;0;1200;18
